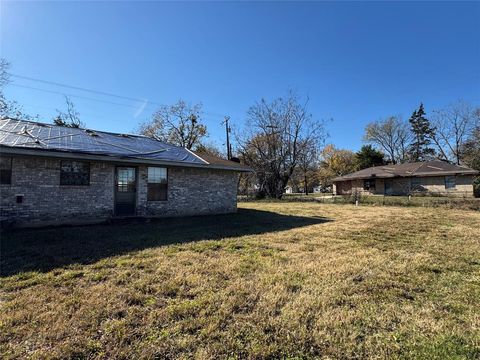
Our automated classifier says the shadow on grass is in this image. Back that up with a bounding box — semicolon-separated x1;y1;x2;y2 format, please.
0;208;331;276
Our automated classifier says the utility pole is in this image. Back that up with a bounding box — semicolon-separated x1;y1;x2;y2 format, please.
222;116;231;159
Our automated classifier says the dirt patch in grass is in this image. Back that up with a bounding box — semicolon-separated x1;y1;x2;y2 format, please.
1;203;479;359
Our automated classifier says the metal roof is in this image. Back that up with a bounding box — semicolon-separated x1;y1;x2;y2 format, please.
332;160;478;182
0;118;251;172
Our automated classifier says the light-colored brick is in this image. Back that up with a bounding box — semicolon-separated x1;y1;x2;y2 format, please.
333;175;476;197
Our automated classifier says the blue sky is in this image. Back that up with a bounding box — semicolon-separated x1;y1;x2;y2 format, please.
1;1;479;152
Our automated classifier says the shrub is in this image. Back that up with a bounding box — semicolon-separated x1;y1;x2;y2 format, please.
474;177;480;198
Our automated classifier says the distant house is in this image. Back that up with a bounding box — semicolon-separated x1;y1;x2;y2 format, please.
0;118;251;227
313;184;332;194
332;161;478;197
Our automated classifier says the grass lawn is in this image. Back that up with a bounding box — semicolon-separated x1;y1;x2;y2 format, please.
1;202;479;359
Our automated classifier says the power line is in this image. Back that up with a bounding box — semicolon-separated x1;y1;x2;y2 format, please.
9;86;228;130
18;102;125;126
8;73;230;118
10;73;152;104
9;83;145;109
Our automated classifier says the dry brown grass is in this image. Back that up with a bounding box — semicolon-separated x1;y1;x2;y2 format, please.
1;203;479;359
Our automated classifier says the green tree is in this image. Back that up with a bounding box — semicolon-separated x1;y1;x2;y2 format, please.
408;103;436;161
355;145;385;169
318;144;357;187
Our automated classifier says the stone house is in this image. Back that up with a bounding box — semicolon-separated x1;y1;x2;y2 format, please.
0;118;251;227
332;161;478;197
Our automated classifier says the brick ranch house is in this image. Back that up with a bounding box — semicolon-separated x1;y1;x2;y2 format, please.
0;118;251;227
332;161;478;197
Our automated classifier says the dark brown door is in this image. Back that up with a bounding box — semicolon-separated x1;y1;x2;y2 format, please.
115;167;136;216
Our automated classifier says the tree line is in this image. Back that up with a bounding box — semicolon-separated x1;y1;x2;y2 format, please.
364;102;479;166
297;102;479;197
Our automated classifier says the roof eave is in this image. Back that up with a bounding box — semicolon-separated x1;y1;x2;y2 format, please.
0;146;253;172
413;170;479;176
333;171;479;182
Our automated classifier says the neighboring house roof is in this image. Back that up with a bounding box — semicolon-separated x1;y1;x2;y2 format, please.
332;160;478;182
0;118;252;172
192;153;249;171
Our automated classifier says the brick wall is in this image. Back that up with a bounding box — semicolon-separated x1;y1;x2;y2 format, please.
1;156;115;227
136;166;239;217
415;175;475;196
0;155;240;227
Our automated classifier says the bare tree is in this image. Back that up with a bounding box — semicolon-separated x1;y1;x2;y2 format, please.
460;125;480;170
195;142;225;158
363;116;411;164
0;58;9;88
139;99;207;150
53;96;84;128
396;120;412;162
296;139;318;195
0;58;34;120
238;91;326;199
460;125;480;197
430;100;479;164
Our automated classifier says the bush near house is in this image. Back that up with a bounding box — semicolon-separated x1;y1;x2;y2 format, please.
1;202;479;359
474;177;480;198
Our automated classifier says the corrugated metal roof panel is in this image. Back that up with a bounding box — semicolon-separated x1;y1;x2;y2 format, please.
0;118;205;164
0;118;253;171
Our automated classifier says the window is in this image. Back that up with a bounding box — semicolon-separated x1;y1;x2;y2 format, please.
445;176;456;189
60;161;90;186
0;157;12;185
363;179;376;191
411;178;421;191
147;167;167;201
117;167;136;192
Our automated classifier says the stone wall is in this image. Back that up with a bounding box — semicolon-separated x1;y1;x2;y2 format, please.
0;155;240;227
334;175;475;197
